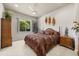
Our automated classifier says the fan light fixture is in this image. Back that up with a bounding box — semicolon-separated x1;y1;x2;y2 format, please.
32;11;36;15
29;6;37;15
14;4;19;7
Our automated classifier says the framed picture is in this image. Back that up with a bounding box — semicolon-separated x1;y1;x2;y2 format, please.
18;19;31;32
45;17;56;25
52;17;55;25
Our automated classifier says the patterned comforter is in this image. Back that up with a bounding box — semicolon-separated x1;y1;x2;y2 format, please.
24;28;60;56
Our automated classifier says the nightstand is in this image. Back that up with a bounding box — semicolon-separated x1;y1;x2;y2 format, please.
60;36;75;50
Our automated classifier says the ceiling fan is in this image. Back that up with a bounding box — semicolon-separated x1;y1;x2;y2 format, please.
28;4;37;15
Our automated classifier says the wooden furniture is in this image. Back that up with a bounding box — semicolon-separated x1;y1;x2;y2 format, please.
1;18;12;48
60;36;75;50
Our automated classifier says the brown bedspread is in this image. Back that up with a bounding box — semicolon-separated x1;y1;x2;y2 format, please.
24;28;60;56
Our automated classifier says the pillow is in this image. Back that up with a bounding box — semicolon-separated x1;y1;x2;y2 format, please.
38;30;45;34
44;31;54;35
44;31;50;35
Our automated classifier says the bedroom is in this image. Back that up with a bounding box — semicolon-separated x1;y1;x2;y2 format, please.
0;3;79;56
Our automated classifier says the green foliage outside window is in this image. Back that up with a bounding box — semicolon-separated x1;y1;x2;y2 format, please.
20;20;30;31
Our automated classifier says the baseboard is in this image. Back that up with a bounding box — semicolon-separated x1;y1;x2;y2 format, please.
74;49;78;53
12;39;23;42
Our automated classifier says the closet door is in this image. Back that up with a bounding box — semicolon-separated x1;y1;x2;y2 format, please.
1;18;12;48
6;20;12;46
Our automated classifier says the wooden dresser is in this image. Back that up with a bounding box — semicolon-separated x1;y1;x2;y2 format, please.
1;18;12;48
60;36;75;50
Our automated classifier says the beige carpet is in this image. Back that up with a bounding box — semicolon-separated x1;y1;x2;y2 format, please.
0;40;77;56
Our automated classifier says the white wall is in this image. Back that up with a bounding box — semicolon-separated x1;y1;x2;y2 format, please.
38;4;76;35
75;4;79;20
0;3;4;40
7;10;37;41
74;4;79;53
38;4;78;51
0;3;4;48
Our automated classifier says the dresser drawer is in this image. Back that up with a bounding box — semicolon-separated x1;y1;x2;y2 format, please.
60;36;74;50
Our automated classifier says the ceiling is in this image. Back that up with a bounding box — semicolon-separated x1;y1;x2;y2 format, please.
3;3;70;17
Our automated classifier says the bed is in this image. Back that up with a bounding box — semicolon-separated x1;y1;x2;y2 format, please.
24;28;60;56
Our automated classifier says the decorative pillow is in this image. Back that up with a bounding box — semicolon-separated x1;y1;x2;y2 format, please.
38;30;45;34
44;31;50;35
44;28;59;35
44;30;54;35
